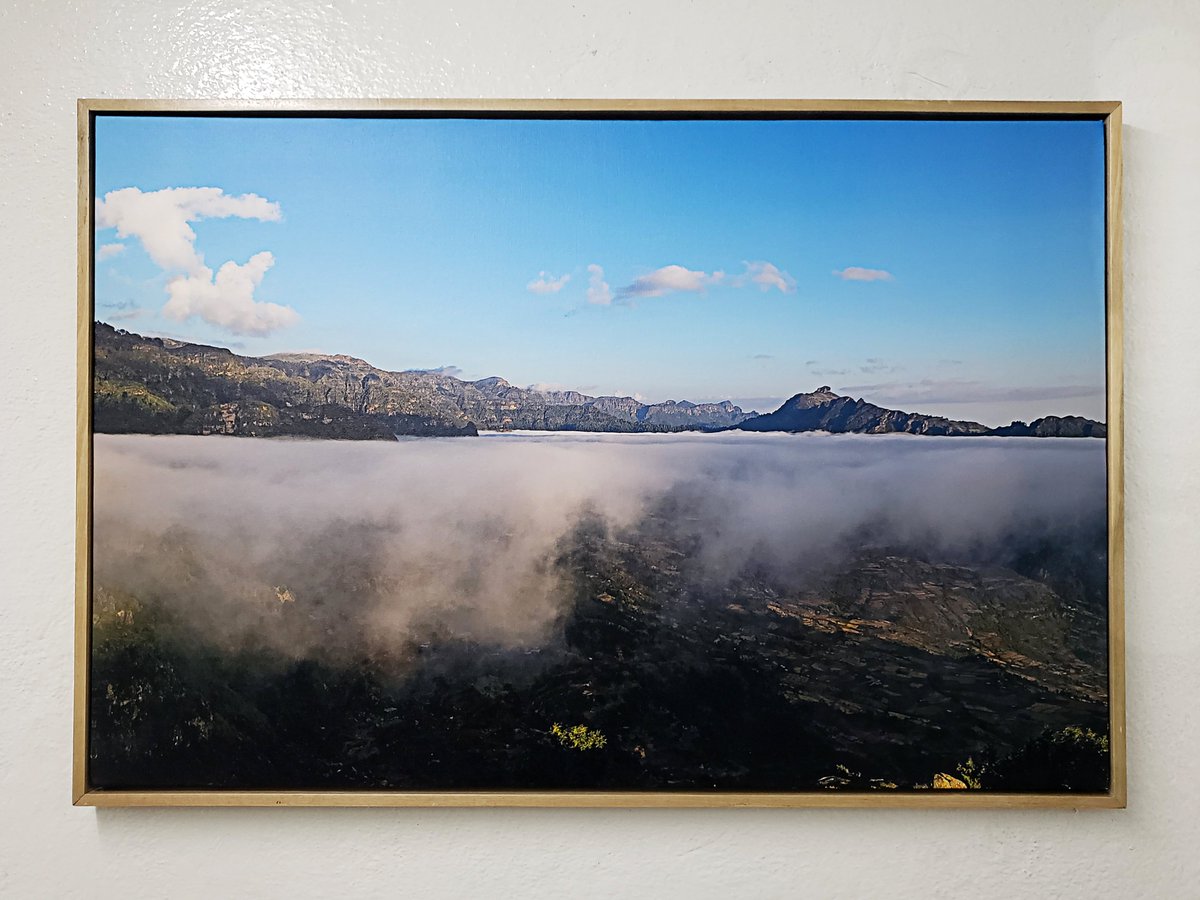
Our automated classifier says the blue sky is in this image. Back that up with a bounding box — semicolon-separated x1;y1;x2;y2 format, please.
93;114;1107;425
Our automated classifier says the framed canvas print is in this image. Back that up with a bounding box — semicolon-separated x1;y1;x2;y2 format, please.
74;99;1124;808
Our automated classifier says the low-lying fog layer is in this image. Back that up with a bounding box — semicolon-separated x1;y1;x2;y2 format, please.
93;432;1107;660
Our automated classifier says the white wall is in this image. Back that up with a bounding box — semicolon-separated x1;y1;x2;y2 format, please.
2;1;1198;896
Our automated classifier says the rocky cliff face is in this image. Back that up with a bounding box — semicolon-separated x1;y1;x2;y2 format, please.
93;323;755;438
737;386;1105;438
455;375;754;431
94;324;477;439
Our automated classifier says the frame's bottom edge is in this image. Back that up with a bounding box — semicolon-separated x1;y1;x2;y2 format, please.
73;788;1126;809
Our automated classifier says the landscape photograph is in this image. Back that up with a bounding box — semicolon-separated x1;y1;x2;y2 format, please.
86;111;1112;795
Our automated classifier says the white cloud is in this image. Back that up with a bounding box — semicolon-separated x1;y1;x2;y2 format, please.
740;261;796;293
96;186;296;336
96;187;281;274
579;259;796;306
97;242;126;261
620;264;724;299
586;264;613;306
527;271;571;294
163;252;298;337
833;266;894;282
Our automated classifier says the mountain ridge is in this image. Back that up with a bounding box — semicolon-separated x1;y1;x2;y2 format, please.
93;323;754;439
92;323;1105;439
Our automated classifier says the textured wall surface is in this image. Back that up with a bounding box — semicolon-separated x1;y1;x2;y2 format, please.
2;1;1199;897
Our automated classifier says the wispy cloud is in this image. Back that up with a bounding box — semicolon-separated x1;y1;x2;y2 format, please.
97;242;126;261
841;378;1104;406
567;259;797;307
620;265;725;299
751;353;774;360
833;266;894;282
737;261;796;293
527;271;571;294
99;299;145;322
859;357;900;375
617;260;798;299
586;264;613;306
526;382;591;396
810;368;850;377
106;309;145;324
406;365;463;378
95;186;296;336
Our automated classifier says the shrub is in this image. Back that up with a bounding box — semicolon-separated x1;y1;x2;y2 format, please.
550;722;607;751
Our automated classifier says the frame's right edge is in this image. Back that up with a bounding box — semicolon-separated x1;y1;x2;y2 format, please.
1105;102;1127;808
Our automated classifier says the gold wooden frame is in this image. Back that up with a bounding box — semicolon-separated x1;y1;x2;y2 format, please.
74;98;1125;808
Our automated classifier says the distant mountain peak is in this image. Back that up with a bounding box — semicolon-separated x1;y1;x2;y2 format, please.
738;386;1104;438
778;385;842;411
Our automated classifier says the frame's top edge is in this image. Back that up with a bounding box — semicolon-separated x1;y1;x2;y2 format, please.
77;98;1123;116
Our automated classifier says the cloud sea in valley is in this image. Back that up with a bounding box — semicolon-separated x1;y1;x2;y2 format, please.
94;431;1106;662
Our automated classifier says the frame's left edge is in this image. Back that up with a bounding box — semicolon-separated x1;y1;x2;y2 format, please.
73;99;93;805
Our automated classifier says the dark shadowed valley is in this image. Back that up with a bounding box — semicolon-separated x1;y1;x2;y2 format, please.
90;432;1110;792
